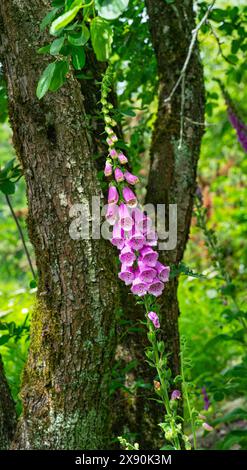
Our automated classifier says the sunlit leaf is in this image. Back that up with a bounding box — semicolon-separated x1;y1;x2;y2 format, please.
90;17;113;61
95;0;129;20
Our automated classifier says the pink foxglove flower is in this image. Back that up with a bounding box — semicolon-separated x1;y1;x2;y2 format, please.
119;203;134;231
128;229;145;251
124;171;139;185
148;277;164;297
155;261;170;282
145;230;158;247
148;311;160;329
171;390;181;400
106;204;118;225
105;126;113;135
114;168;124;182
118;265;135;285
104;161;113;177
111;223;125;250
228;110;247;152
123;187;137;208
107;137;114;147
108;186;119;205
131;277;148;297
109;149;118;159
138;261;156;283
140;246;158;267
107;135;118;146
202;423;213;432
142;215;152;234
201;387;210;411
132;208;152;233
119;246;136;266
118;152;128;164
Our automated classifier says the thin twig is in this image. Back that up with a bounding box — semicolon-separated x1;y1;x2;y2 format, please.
164;0;216;104
178;74;186;149
5;194;36;279
184;116;218;127
208;22;235;65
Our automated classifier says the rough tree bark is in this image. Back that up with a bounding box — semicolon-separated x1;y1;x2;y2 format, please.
0;355;16;449
0;0;119;449
132;0;205;448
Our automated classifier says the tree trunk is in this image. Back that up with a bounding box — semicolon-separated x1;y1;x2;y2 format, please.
133;0;205;448
0;0;119;449
0;355;16;449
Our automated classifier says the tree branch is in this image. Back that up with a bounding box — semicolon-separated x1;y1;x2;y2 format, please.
164;0;216;104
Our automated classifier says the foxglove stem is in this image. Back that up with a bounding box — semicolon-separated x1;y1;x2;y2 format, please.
180;347;197;450
144;297;181;450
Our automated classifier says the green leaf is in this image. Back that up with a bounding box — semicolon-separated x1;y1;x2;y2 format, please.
90;17;113;61
52;0;64;6
227;54;238;65
216;430;247;450
95;0;129;20
0;180;15;195
213;408;247;425
71;47;86;70
37;45;51;55
0;334;10;345
50;36;65;55
210;8;226;22
40;7;60;32
49;60;69;91
36;62;56;99
213;391;224;402
221;283;236;296
30;279;37;289
50;6;81;35
0;159;15;178
66;0;82;11
68;24;90;46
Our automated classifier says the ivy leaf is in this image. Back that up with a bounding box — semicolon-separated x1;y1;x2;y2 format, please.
95;0;129;20
68;24;90;46
50;36;65;55
36;62;56;99
49;60;69;91
71;47;86;70
90;17;113;61
50;6;81;35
